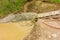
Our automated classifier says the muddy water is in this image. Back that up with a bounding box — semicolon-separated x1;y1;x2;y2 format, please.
0;21;33;40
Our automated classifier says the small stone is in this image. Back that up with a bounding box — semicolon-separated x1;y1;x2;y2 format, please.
48;35;51;38
38;33;41;36
52;34;57;38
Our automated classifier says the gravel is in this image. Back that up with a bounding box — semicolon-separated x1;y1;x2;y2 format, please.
0;12;37;23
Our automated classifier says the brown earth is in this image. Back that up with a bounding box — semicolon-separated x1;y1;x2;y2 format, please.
24;0;60;13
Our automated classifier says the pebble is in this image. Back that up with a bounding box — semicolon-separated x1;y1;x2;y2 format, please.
52;33;57;38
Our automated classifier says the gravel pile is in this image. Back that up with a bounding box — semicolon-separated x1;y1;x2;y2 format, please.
0;12;37;23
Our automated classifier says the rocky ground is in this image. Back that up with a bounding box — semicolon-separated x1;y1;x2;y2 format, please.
0;0;60;40
24;19;60;40
23;0;60;40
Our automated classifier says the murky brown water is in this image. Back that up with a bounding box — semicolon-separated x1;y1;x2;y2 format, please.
0;21;33;40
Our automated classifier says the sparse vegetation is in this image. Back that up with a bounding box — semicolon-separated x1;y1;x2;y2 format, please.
51;0;60;3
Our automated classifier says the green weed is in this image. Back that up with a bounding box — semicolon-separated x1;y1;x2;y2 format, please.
51;0;60;3
0;0;27;16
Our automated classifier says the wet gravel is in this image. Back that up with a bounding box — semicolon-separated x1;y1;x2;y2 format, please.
0;12;37;23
